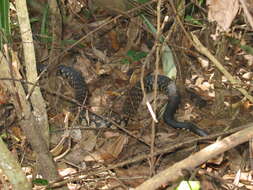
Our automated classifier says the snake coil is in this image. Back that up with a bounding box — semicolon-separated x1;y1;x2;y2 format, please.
38;64;208;136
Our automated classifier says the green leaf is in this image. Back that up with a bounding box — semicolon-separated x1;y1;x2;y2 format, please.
162;45;176;79
136;0;151;3
126;50;147;62
185;15;203;26
32;178;49;186
30;17;40;23
121;58;131;64
40;4;50;43
0;0;10;34
140;14;157;35
176;181;200;190
241;45;253;55
82;9;92;19
198;0;205;6
227;37;253;55
126;49;136;57
0;0;11;49
227;37;240;45
133;51;147;61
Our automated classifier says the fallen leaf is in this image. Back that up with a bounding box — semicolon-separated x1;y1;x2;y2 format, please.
207;0;239;31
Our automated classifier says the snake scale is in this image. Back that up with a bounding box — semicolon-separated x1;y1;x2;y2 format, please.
38;64;208;136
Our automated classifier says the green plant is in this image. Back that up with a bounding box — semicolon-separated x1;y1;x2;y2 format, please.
40;4;50;43
122;49;148;64
0;0;11;49
176;181;201;190
32;178;49;186
185;15;203;26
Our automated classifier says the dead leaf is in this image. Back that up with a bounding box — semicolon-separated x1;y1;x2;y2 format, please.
65;131;97;164
207;0;239;31
242;72;253;80
227;149;243;171
100;135;128;161
109;30;120;51
85;135;128;163
177;104;197;121
68;0;85;14
10;126;22;141
129;69;142;85
115;166;149;187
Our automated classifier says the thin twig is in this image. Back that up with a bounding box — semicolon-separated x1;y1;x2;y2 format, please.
191;34;253;103
239;0;253;29
47;122;251;188
135;123;253;190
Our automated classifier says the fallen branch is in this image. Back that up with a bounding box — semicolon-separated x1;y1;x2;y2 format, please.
135;123;253;190
47;123;251;188
191;33;253;103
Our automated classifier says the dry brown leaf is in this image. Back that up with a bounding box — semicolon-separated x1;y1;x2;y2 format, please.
115;166;149;187
10;126;22;140
125;17;141;51
226;149;243;171
207;0;239;31
75;55;98;83
92;47;110;64
242;72;253;80
129;69;142;85
112;69;129;81
65;131;97;164
105;90;121;97
101;135;128;161
223;171;253;189
200;179;217;190
177;104;197;121
109;30;120;51
68;0;85;14
0;86;9;104
84;135;128;163
244;54;253;66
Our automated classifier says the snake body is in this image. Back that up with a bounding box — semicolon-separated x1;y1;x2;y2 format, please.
38;64;208;136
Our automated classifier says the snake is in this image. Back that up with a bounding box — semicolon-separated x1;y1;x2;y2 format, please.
38;64;208;137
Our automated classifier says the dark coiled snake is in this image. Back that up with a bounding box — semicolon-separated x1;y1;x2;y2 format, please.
38;64;208;137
